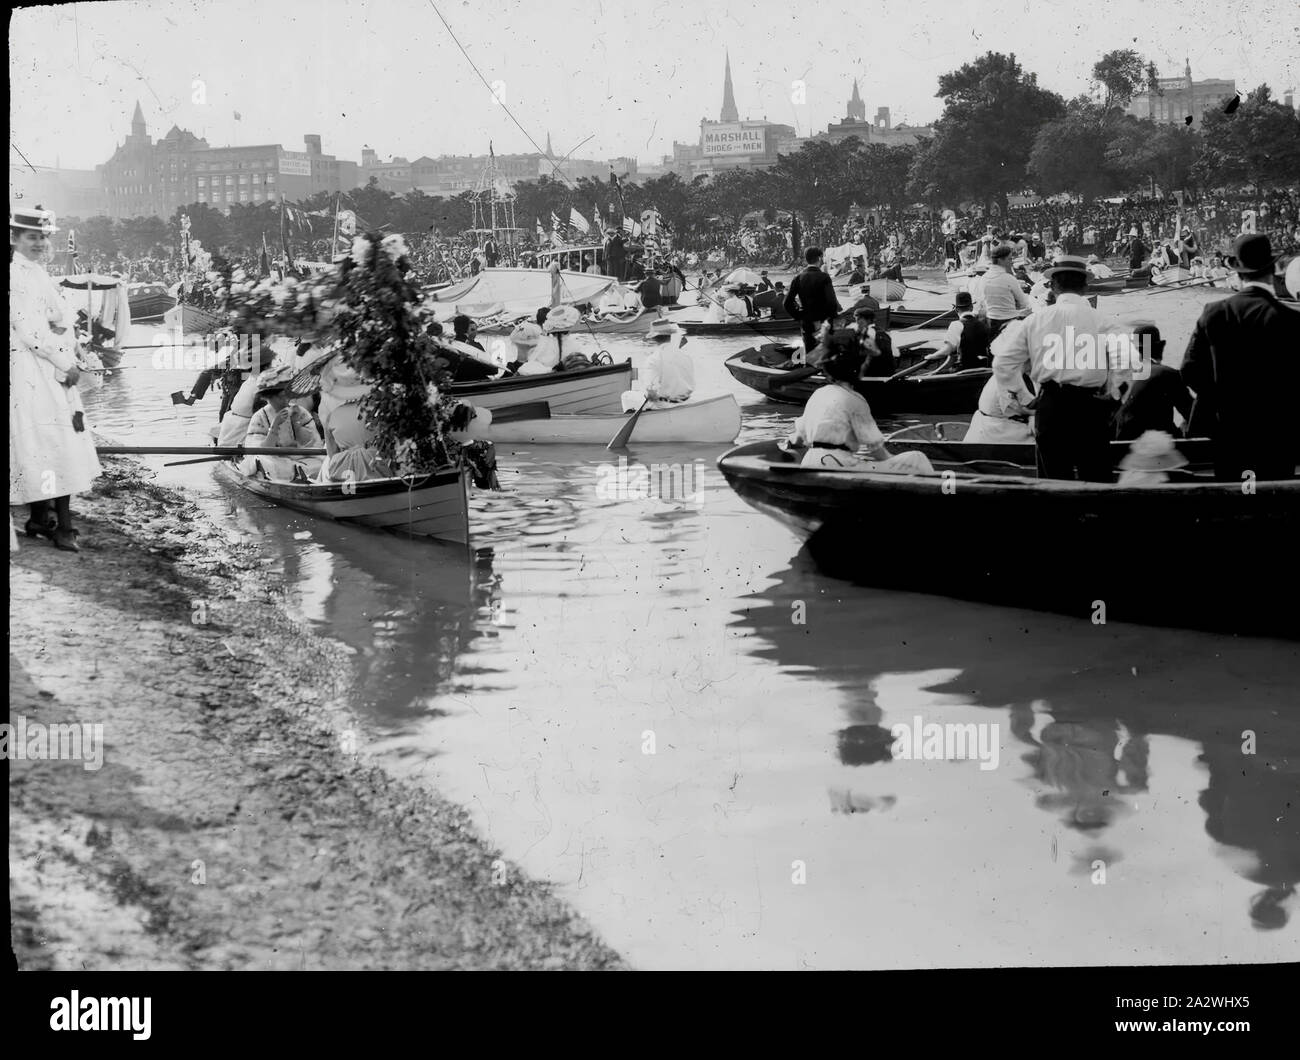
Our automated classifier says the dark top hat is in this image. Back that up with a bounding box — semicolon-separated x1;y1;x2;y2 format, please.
1225;233;1276;273
953;291;974;310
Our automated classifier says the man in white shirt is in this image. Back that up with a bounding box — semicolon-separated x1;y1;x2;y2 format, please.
991;255;1129;481
979;244;1031;341
622;322;694;410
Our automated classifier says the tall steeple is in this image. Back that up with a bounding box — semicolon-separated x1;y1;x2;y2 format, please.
131;99;146;138
720;53;739;123
847;79;866;122
546;130;553;157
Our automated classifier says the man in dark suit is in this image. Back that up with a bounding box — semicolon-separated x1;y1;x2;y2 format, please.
1113;324;1194;440
783;247;842;365
1181;234;1300;480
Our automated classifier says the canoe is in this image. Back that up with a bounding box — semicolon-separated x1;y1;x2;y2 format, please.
449;359;632;416
163;302;224;336
462;394;741;444
717;440;1300;636
884;421;1217;473
128;282;177;322
216;461;470;545
725;343;990;414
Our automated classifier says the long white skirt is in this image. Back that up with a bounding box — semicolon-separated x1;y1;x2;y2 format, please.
800;447;935;474
9;347;102;503
963;410;1034;444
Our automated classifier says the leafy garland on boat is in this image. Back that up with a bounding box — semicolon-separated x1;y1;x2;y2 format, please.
213;231;490;479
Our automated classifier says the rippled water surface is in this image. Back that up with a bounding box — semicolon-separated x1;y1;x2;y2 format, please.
80;283;1300;968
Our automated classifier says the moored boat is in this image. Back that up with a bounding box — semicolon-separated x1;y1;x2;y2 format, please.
679;315;801;338
462;394;741;445
127;281;177;322
863;278;906;302
449;359;633;415
884;421;1217;473
717;439;1300;636
216;461;470;545
479;309;656;337
163;301;225;336
425;266;615;319
725;342;990;414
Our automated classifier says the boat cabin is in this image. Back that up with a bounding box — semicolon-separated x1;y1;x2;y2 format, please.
535;244;608;276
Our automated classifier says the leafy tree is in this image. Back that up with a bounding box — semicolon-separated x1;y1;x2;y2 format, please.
75;215;118;260
1195;84;1300;192
169;203;228;253
118;216;169;258
907;52;1065;214
1109;118;1201;195
1092;49;1146;112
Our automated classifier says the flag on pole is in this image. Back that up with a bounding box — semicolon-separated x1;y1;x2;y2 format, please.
569;207;590;235
592;202;602;234
337;209;357;237
622;216;634;236
260;233;271;277
550;210;562;234
536;217;545;242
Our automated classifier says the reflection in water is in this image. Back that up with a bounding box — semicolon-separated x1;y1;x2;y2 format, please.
734;547;1300;933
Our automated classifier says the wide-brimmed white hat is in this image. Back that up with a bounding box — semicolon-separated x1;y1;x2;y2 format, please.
509;321;542;348
10;206;58;233
542;304;581;332
1118;430;1188;472
255;364;297;394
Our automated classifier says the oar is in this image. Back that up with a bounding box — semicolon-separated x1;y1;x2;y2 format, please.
96;445;326;457
898;307;958;332
1130;276;1224;297
607;396;651;449
885;350;950;381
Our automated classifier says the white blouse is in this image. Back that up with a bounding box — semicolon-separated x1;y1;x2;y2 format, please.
791;383;884;450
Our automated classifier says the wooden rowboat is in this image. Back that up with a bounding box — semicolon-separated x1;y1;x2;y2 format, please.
449;360;633;415
1150;265;1195;287
863;279;906;302
725;343;990;414
479;310;656;337
216;461;470;545
884;421;1217;473
163;302;225;336
717;440;1300;636
462;394;741;445
679;316;801;338
127;282;177;322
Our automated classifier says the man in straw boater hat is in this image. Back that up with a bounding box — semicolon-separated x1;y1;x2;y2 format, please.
622;319;693;412
10;205;102;552
1181;233;1300;481
991;254;1130;481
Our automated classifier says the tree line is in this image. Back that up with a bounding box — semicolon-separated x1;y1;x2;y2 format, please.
63;48;1299;263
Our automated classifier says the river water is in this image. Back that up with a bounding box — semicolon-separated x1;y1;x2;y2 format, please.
80;283;1300;969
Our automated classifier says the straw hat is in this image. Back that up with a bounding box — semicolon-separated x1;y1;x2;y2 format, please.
9;206;58;233
1044;255;1090;280
1118;430;1188;472
542;304;581;332
647;319;685;341
255;364;297;394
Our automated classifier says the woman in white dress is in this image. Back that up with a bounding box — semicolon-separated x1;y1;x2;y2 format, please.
10;207;101;552
789;330;934;474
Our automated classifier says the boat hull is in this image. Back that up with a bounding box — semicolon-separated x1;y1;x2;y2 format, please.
128;292;177;322
884;421;1217;473
464;394;741;444
479;311;655;337
217;462;470;544
450;360;632;415
718;440;1300;636
163;302;224;336
864;279;906;301
725;345;990;414
679;316;800;337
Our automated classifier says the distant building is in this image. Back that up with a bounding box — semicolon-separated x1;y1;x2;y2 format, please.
9;164;103;219
97;102;351;218
819;83;935;147
1125;60;1236;125
677;54;798;177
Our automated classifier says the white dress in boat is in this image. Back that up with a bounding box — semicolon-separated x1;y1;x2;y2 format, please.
9;255;102;503
964;376;1035;444
790;383;934;474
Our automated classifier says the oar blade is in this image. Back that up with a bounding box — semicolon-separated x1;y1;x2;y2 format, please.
608;396;651;449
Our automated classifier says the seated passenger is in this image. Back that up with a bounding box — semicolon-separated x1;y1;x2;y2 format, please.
964;374;1035;444
621;321;693;411
237;365;324;482
787;330;935;474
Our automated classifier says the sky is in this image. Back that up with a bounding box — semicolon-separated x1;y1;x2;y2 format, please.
9;0;1300;175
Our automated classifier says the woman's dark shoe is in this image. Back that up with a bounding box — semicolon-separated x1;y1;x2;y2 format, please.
24;518;56;541
52;528;81;553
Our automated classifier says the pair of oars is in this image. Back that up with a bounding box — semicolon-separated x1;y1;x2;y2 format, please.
96;444;326;467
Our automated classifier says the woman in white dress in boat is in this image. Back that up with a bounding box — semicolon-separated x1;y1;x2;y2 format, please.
788;329;934;473
10;206;102;552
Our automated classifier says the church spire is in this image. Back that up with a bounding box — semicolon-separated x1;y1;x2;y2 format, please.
131;99;146;137
847;78;866;121
720;53;739;123
545;130;553;157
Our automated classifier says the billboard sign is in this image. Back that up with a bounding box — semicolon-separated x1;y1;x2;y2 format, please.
278;152;312;176
702;124;766;157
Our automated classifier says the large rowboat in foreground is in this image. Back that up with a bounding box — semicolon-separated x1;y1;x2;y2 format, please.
216;462;470;545
725;343;989;414
884;421;1217;473
717;440;1300;636
462;394;741;445
163;301;224;336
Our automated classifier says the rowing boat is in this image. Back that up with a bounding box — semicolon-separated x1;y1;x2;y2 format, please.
163;302;225;336
679;315;801;338
128;282;177;322
461;394;741;444
863;279;906;302
215;461;470;545
448;359;633;415
717;439;1300;636
725;343;990;414
884;421;1216;472
479;309;656;337
424;267;615;318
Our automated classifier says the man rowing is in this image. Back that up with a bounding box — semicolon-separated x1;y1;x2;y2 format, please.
991;255;1129;481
